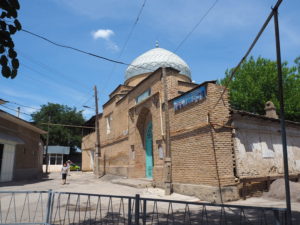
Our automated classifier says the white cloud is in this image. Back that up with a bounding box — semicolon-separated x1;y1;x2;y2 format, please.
92;29;114;40
91;29;119;52
107;41;120;52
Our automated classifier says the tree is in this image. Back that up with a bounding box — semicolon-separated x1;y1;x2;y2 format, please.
0;0;21;78
221;56;300;122
31;103;86;153
295;56;300;74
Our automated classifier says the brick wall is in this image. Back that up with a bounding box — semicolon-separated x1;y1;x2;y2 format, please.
81;132;96;171
88;68;193;180
83;69;236;190
169;83;236;187
0;117;42;180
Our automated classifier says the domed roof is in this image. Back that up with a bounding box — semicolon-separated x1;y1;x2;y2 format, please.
125;47;191;81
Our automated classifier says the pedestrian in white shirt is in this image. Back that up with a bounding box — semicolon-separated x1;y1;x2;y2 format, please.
61;163;68;185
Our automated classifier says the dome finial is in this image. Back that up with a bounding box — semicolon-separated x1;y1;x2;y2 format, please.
155;41;159;48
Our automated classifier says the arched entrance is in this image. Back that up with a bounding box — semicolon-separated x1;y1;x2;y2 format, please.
145;121;153;178
136;107;153;179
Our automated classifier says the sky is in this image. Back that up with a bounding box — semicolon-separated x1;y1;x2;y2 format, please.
0;0;299;121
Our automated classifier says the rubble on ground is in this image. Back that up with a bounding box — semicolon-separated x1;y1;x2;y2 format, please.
264;178;300;202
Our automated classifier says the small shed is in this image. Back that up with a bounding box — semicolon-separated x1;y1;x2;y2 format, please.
43;146;70;172
0;109;46;181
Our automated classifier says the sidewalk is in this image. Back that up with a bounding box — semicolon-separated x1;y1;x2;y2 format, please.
1;172;300;211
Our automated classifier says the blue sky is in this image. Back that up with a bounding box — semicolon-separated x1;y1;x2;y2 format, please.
1;0;299;121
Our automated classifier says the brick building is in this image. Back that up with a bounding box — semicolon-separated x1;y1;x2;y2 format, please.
0;109;46;182
82;46;300;202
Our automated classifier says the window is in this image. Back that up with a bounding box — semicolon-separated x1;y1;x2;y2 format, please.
131;145;135;160
56;155;62;164
158;144;164;159
50;155;56;165
136;89;151;104
106;114;112;134
48;154;64;165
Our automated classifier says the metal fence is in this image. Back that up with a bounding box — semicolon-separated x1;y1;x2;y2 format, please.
0;190;288;225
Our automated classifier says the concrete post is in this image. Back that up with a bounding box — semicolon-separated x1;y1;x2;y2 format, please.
162;67;172;195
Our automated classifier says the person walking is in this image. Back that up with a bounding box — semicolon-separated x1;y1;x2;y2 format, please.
66;160;72;176
61;163;68;185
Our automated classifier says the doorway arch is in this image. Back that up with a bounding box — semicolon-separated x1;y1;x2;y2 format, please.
145;121;153;178
136;107;153;178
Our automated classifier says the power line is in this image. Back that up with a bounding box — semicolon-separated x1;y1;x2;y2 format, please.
103;0;148;95
174;0;219;52
22;29;129;66
40;122;94;129
21;63;91;103
81;95;94;107
210;0;282;112
21;29;153;73
22;63;64;85
119;0;147;57
77;94;95;112
17;50;92;90
160;0;219;75
6;101;40;111
0;104;32;117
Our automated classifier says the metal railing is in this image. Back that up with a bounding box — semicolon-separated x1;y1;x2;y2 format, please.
0;190;288;224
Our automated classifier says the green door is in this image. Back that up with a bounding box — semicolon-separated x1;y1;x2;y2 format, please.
145;121;153;178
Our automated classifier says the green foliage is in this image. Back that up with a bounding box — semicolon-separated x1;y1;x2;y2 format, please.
31;103;86;154
295;56;300;74
0;0;21;79
221;56;300;122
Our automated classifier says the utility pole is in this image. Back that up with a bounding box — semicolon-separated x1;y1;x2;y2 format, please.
273;6;292;224
162;67;172;195
45;116;50;174
17;107;20;118
94;85;101;177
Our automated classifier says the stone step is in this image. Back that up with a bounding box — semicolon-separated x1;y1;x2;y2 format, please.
111;178;153;189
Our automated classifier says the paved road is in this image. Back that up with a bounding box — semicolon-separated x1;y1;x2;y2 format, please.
0;172;299;224
0;172;199;201
1;172;299;208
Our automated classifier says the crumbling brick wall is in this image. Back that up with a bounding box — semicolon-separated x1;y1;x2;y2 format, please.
169;83;236;187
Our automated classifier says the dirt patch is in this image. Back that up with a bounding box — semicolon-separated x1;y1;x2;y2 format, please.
263;179;300;202
61;203;97;211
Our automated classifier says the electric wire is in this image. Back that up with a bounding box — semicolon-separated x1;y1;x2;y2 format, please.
17;50;92;90
119;0;147;58
0;105;92;128
40;122;94;129
161;0;219;80
21;29;151;73
80;94;94;108
103;0;148;94
5;101;40;111
20;63;91;104
174;0;219;53
22;29;127;65
20;0;217;99
0;104;32;117
210;0;283;112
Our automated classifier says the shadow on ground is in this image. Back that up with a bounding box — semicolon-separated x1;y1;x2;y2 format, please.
0;173;53;187
50;208;299;224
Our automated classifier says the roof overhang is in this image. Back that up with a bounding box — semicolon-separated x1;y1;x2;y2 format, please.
0;110;47;134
